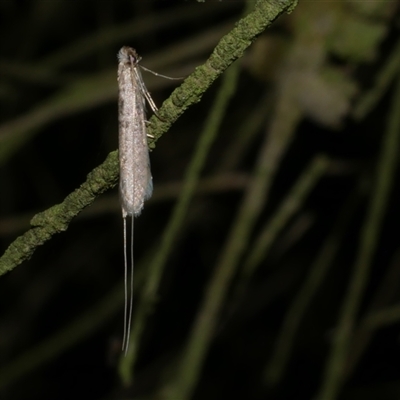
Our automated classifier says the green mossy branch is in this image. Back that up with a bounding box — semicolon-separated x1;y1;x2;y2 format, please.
0;0;297;276
0;151;119;276
148;0;298;144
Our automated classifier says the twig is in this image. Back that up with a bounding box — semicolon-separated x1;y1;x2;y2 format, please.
0;0;296;277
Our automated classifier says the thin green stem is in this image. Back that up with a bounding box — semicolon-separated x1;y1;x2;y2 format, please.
316;70;400;400
265;178;364;387
162;69;302;400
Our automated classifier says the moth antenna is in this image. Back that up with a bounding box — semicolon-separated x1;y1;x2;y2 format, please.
122;216;128;352
140;65;184;81
124;216;135;355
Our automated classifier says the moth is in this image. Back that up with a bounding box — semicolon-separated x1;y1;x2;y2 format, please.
117;46;180;354
117;46;156;354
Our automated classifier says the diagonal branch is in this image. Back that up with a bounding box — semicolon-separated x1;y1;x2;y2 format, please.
0;0;297;276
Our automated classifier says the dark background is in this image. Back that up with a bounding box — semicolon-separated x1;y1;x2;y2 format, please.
0;1;400;399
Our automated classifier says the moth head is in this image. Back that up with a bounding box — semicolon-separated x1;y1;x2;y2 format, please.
118;46;142;66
